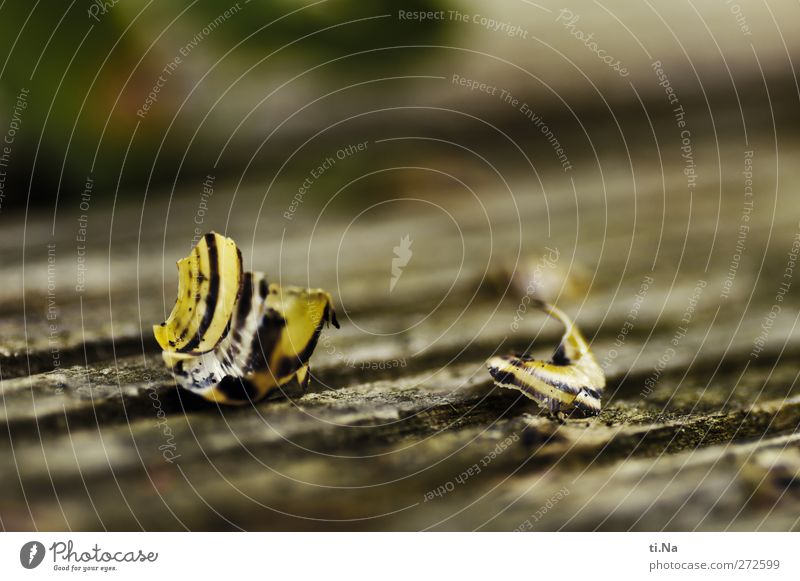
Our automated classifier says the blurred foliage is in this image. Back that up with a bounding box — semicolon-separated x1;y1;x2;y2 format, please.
0;0;452;210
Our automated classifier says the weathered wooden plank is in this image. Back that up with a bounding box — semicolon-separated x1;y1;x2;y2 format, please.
1;331;797;531
2;135;799;531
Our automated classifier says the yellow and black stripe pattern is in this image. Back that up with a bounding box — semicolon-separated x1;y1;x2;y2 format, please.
486;300;605;418
153;232;243;354
154;232;339;405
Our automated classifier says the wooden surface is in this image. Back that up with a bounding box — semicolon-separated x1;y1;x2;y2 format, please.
1;132;800;531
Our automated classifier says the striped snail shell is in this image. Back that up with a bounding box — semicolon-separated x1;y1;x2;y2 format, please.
486;299;605;418
154;232;339;405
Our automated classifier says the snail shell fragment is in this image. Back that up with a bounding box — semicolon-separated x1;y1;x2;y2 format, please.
487;299;605;418
153;232;339;405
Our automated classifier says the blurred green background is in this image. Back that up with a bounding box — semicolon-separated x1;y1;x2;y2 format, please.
0;0;453;209
0;0;798;218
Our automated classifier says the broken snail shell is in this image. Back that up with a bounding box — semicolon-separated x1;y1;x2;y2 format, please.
153;232;339;405
487;299;605;418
